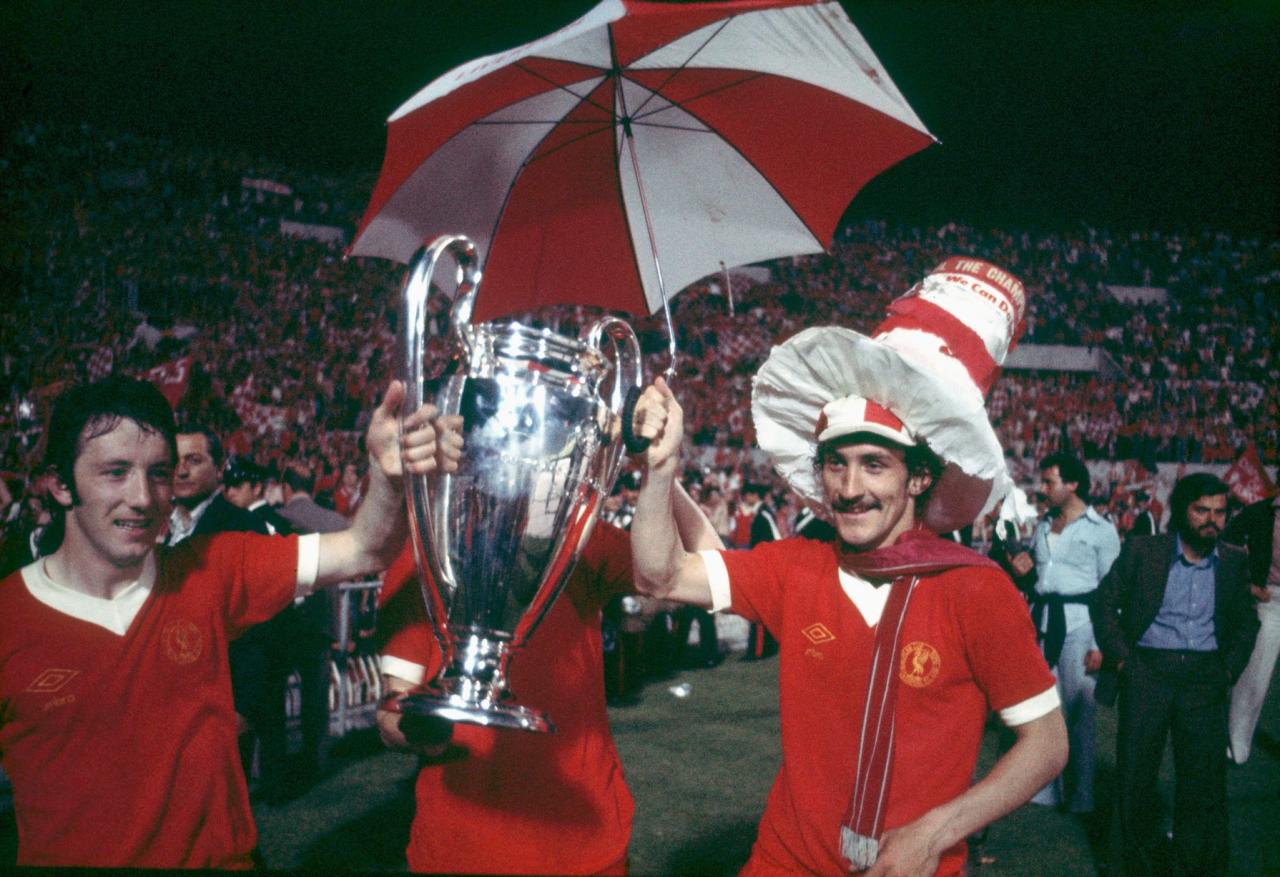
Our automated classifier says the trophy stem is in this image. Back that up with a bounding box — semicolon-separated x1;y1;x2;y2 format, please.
400;633;555;734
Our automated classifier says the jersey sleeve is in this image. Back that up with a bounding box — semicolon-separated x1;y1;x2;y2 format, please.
377;542;417;609
374;545;443;685
575;521;634;606
717;538;810;631
954;567;1057;716
206;532;303;636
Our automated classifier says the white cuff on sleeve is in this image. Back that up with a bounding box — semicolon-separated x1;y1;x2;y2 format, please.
380;654;427;686
293;533;321;598
999;685;1061;727
699;550;732;613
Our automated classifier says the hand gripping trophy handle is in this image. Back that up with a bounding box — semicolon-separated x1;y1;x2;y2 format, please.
397;234;642;733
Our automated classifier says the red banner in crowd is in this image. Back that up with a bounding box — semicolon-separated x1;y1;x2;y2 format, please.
230;377;286;439
1224;443;1277;505
143;356;192;409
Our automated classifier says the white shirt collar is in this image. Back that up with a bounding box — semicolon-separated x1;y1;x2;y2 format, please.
21;553;157;636
169;490;219;544
837;568;892;626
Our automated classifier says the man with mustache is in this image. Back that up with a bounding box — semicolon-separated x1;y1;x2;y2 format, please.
630;259;1068;876
1011;452;1120;815
1092;472;1258;877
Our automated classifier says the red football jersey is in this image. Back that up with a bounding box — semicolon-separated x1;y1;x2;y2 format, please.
0;533;300;868
378;523;635;875
721;537;1056;877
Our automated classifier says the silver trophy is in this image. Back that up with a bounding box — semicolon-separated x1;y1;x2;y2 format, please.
398;235;643;732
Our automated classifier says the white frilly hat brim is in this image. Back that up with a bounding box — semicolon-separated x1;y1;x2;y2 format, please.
751;325;1012;534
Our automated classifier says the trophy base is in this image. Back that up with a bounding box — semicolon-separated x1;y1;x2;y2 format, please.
399;693;554;734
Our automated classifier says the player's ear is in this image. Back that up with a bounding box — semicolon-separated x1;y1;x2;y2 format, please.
47;467;76;510
907;468;932;498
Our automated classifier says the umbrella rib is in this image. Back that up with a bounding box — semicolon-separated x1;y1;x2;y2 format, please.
512;61;613;116
631;71;765;124
628;17;735;119
520;122;617;166
627;120;716;134
606;21;655;314
471;119;614;126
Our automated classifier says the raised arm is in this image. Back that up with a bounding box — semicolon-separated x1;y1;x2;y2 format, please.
313;380;461;587
630;378;713;607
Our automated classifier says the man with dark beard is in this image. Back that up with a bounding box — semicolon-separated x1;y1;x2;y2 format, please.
1092;472;1258;877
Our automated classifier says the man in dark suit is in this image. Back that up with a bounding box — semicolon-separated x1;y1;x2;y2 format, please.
170;426;268;542
1223;494;1279;764
1092;473;1259;877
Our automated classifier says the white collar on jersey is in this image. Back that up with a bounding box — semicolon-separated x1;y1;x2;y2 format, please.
837;568;892;626
21;553;157;636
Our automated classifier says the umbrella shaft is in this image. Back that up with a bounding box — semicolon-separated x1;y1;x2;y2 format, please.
619;93;677;382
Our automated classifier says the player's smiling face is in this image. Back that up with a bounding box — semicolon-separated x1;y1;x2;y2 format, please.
56;419;175;571
819;438;928;552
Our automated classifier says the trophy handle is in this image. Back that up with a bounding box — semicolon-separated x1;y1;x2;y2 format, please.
586;316;644;484
400;235;482;653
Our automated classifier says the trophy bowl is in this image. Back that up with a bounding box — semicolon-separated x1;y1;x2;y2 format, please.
398;235;642;732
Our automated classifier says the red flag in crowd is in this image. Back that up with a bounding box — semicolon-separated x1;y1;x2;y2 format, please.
143;356;192;409
230;377;286;438
1224;443;1277;505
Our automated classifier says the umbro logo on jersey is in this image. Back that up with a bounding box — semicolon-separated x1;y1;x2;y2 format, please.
802;623;835;645
26;668;80;693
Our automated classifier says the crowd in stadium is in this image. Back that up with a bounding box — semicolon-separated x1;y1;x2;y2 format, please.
1;119;1277;559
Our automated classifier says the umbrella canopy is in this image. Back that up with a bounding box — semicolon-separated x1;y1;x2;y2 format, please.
351;0;934;324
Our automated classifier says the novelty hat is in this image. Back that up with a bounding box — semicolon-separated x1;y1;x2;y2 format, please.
752;257;1026;532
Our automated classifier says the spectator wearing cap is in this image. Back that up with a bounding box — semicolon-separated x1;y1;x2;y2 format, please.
223;457;293;536
1129;490;1158;537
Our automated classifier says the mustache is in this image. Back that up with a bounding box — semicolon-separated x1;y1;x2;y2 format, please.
831;497;881;514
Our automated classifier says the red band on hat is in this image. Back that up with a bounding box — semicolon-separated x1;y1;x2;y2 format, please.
863;400;905;432
879;296;1000;393
930;257;1027;326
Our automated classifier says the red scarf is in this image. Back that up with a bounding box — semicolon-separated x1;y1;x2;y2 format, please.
839;530;999;871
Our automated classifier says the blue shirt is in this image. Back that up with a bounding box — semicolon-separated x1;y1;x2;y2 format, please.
1033;507;1122;636
1137;536;1219;651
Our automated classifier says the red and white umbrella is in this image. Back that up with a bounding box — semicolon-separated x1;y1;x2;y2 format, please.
351;0;934;340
